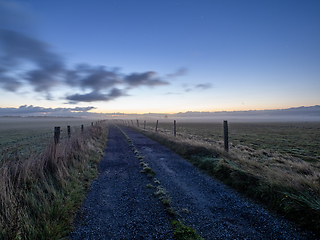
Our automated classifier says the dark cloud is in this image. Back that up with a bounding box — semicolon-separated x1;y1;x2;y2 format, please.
0;29;63;68
125;71;169;87
0;29;65;92
0;2;191;104
25;67;62;92
0;76;22;92
66;64;121;91
0;28;173;102
66;88;127;103
71;106;96;112
0;29;170;101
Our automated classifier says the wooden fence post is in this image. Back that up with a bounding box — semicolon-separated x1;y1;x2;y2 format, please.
155;120;158;132
137;120;139;127
91;122;93;126
174;120;176;136
144;120;146;130
224;120;229;152
81;125;84;132
54;127;60;144
131;120;134;126
67;126;71;138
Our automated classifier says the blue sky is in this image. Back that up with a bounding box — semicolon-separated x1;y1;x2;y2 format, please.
0;0;319;115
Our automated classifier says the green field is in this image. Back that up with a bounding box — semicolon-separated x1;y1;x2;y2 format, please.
142;120;320;165
0;117;98;159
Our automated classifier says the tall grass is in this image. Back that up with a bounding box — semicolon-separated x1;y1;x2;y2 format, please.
0;121;108;239
129;124;320;236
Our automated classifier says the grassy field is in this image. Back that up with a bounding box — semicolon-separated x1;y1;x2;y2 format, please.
0;119;108;239
143;120;320;166
126;119;320;236
0;117;97;159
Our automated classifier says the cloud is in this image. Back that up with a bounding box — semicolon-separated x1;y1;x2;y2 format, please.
166;68;187;78
0;28;171;102
182;83;212;92
66;88;127;103
0;75;22;91
124;71;169;87
0;105;96;116
71;106;96;112
0;1;191;104
195;83;212;90
0;29;65;92
65;64;121;91
0;28;172;102
165;92;181;95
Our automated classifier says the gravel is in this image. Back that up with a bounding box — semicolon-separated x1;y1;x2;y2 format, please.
70;124;318;239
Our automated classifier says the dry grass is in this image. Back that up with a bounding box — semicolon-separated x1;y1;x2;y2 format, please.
0;121;108;239
129;124;320;235
143;121;320;163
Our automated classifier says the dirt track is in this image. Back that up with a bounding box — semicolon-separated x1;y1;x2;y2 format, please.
70;124;316;239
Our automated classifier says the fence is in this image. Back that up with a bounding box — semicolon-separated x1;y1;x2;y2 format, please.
0;121;100;161
123;119;229;152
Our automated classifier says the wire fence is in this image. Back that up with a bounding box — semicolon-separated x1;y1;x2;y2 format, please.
0;122;96;161
123;119;230;151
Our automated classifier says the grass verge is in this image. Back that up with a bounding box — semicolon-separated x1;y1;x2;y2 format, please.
128;124;320;237
171;220;204;240
0;121;109;239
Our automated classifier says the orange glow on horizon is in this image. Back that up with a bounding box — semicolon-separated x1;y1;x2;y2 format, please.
90;104;308;115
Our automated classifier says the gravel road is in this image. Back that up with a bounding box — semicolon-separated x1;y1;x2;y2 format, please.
70;124;317;239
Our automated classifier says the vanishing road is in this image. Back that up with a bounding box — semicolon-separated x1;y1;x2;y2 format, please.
70;124;316;239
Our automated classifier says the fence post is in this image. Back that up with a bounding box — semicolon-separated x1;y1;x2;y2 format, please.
81;125;84;132
174;120;176;137
67;126;71;138
155;120;158;132
131;120;134;126
144;120;146;130
91;122;93;126
224;120;229;152
137;120;139;127
54;127;60;144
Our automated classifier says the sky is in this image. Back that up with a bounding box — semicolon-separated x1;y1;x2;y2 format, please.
0;0;319;116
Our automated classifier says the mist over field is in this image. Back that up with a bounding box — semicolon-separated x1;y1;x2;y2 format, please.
168;105;320;122
1;105;319;122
